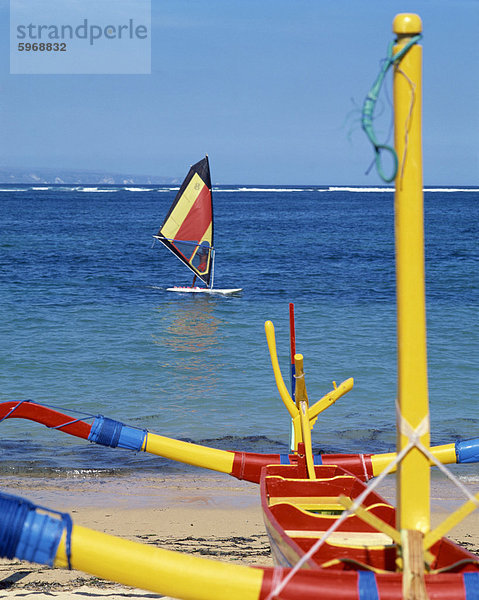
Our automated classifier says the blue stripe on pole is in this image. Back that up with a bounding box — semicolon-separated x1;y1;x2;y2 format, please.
0;494;34;559
88;416;146;451
17;510;65;566
279;454;322;465
358;571;379;600
456;438;479;464
0;492;72;568
464;573;479;600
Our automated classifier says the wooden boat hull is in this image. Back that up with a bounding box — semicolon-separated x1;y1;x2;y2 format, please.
260;462;479;597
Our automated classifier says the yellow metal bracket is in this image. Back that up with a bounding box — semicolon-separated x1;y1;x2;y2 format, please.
265;320;353;451
338;495;435;567
423;492;479;551
264;320;296;419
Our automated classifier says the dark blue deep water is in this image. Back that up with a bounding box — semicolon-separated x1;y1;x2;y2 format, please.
0;185;477;479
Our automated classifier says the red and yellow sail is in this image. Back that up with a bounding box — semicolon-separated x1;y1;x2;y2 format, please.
155;156;214;286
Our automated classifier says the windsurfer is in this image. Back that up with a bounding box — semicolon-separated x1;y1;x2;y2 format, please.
192;246;209;287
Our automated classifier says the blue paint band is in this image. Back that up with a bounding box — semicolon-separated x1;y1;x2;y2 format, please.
0;492;72;569
17;510;66;566
89;416;122;447
456;438;479;464
358;570;379;600
464;573;479;600
117;423;147;451
280;454;323;465
0;493;34;559
88;416;147;451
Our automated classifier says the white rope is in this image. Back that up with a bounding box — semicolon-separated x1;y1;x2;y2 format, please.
394;66;416;189
396;401;479;507
360;452;369;482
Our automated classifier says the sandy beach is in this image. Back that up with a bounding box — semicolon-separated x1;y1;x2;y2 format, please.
0;471;478;599
0;473;271;599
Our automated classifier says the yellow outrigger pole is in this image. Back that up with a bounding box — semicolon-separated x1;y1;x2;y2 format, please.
53;524;263;600
392;13;429;598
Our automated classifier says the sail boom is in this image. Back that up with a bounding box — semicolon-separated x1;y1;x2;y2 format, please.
154;235;215;251
154;235;212;287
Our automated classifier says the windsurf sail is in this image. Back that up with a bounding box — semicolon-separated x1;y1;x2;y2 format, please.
154;156;214;287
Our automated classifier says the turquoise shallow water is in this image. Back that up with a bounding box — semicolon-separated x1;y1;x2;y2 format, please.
0;185;477;480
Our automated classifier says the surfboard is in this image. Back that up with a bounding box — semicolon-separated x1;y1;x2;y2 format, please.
166;286;243;295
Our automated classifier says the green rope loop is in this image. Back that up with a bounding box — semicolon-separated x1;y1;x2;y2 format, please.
361;34;422;183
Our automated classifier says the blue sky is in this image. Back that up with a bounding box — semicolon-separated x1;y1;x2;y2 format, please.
1;0;478;184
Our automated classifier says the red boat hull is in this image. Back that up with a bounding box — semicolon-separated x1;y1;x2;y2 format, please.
259;462;479;599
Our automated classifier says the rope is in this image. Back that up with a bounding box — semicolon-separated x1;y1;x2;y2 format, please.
0;399;97;431
32;401;98;421
0;400;98;422
0;400;147;452
0;400;33;424
360;452;370;482
396;403;479;507
394;66;416;188
49;417;91;430
361;34;422;182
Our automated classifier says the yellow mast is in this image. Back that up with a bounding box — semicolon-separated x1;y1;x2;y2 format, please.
393;13;429;598
393;10;429;534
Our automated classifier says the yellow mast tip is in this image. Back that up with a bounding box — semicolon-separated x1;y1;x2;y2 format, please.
393;13;422;35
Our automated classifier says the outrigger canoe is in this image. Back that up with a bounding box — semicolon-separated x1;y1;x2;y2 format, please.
260;460;479;598
1;13;478;600
0;394;478;485
0;472;478;600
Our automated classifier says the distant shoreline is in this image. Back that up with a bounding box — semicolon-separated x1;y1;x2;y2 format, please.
0;167;180;185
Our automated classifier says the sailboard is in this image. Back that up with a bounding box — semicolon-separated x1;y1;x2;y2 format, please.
153;156;242;295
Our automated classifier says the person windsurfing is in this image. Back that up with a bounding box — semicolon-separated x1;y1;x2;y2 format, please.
192;245;209;287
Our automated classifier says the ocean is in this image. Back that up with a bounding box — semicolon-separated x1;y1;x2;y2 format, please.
0;184;477;484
